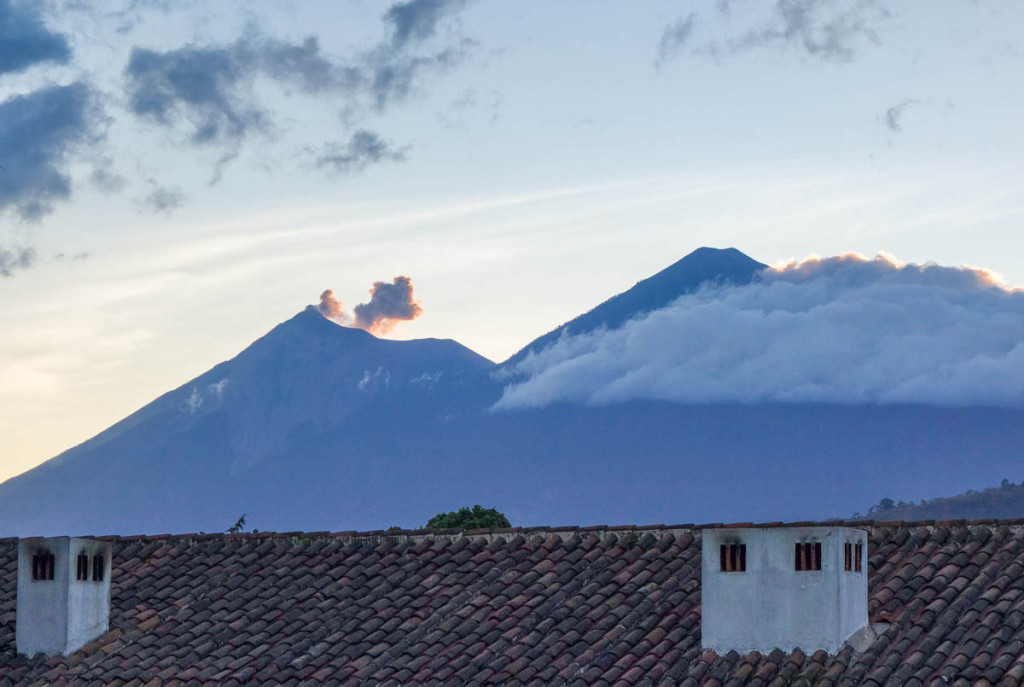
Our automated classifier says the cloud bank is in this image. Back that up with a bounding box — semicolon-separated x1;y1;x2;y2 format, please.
0;82;103;220
496;253;1024;410
0;0;71;75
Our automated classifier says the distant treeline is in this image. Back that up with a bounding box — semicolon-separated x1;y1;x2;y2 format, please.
855;479;1024;521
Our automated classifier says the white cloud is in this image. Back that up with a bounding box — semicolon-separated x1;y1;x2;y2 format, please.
186;387;202;413
496;253;1024;410
357;366;391;391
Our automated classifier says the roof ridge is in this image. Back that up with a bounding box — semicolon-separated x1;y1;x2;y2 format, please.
29;516;1024;544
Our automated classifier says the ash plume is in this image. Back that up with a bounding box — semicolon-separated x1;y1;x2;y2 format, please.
314;276;423;334
316;289;349;323
354;275;423;334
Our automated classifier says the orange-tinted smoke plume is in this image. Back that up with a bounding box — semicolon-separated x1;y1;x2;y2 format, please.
314;277;423;334
354;275;423;334
316;289;348;322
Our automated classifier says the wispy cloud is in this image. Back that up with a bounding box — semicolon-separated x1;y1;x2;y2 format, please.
883;98;919;132
260;36;363;94
740;0;889;62
124;41;270;147
113;0;201;35
497;253;1024;410
0;246;36;277
658;0;890;67
0;82;104;220
90;165;127;194
365;0;473;109
384;0;466;49
439;87;501;129
138;181;185;214
123;0;474;163
0;0;71;75
124;33;370;148
655;13;697;70
313;130;408;175
53;251;90;262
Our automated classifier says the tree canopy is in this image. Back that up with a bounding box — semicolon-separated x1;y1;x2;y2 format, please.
426;505;510;530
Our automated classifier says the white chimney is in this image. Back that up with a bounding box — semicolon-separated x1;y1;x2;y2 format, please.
16;537;112;656
701;526;868;654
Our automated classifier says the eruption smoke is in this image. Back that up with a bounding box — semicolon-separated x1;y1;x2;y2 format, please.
354;276;423;334
315;276;423;335
316;289;347;321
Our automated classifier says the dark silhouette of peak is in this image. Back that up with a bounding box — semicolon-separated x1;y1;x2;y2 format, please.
504;247;766;365
255;307;492;368
274;306;372;340
248;306;372;354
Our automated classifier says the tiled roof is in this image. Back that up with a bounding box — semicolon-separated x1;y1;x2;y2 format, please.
2;519;1024;685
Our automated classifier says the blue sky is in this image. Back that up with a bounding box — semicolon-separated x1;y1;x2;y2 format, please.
1;0;1023;480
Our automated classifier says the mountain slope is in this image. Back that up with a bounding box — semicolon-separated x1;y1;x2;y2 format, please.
2;248;1023;536
504;247;766;365
0;308;498;535
50;307;494;466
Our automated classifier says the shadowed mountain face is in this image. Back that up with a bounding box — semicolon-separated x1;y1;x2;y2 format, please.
1;247;1022;536
0;307;499;536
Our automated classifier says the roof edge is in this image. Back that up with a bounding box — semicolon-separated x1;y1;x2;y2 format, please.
9;517;1024;546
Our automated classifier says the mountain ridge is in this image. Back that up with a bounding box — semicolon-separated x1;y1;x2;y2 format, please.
504;246;767;365
2;246;1022;536
856;478;1024;521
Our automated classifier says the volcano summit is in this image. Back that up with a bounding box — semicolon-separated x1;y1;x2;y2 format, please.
2;247;1023;535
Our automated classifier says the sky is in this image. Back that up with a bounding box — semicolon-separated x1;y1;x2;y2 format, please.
1;0;1024;482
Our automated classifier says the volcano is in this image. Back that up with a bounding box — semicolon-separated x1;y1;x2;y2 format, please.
2;247;1022;535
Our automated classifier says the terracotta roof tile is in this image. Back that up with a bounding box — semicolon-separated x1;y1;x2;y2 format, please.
4;522;1024;683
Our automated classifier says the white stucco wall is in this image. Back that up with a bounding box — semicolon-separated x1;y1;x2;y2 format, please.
701;527;868;654
16;537;111;656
